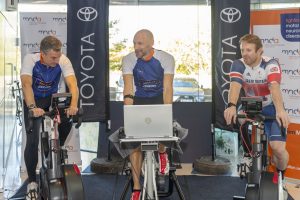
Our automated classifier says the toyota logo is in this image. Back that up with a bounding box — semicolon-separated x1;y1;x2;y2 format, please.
77;7;98;22
220;7;241;23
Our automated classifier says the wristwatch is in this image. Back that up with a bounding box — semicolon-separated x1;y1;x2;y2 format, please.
227;102;236;108
28;103;37;110
124;94;134;100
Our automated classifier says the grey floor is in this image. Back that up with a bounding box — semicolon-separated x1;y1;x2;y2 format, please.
1;128;300;200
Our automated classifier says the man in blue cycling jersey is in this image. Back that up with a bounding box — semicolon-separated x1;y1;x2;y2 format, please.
122;29;175;200
21;36;79;200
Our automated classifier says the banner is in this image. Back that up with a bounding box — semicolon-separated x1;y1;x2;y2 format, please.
20;13;67;62
212;0;250;129
67;0;109;122
251;8;300;179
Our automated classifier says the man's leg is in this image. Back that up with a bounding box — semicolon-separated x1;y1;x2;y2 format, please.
269;141;289;171
24;117;41;200
24;118;41;182
130;148;142;190
23;102;42;183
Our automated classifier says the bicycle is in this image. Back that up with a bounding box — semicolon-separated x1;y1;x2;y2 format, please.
233;96;286;200
28;93;85;200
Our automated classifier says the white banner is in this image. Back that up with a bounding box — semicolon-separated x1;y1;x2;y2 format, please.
20;12;67;60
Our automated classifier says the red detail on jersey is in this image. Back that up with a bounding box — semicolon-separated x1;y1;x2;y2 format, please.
243;83;270;96
230;72;243;79
268;73;281;83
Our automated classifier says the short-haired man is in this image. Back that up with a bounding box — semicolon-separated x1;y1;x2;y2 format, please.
21;36;79;200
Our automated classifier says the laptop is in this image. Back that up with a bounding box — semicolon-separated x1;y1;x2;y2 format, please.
123;104;173;139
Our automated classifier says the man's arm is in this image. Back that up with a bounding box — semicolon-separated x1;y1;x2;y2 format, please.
269;82;290;128
224;82;242;125
21;75;35;107
21;74;45;117
163;74;174;104
123;74;134;105
64;75;79;115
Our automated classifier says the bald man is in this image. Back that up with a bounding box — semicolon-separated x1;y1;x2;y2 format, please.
122;29;175;200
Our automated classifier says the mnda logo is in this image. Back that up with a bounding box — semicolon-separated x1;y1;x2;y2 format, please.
281;49;300;56
282;69;300;76
22;16;42;23
38;29;57;35
53;17;67;23
261;37;280;44
23;42;39;49
285;107;300;116
281;88;300;97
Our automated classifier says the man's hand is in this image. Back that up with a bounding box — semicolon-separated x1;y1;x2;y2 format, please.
66;106;78;117
276;109;290;128
224;106;237;125
31;108;45;117
124;98;134;105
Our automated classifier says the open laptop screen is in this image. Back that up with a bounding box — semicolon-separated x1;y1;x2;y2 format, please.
124;104;173;138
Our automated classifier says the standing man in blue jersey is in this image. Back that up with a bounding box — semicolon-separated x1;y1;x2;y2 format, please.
21;36;79;200
122;29;175;200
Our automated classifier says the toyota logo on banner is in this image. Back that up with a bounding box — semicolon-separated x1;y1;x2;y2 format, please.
77;7;98;22
220;7;241;23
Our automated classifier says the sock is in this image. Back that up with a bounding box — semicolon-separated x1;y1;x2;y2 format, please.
277;168;286;180
273;168;286;184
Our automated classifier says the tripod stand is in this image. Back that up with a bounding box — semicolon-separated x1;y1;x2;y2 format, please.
119;137;185;200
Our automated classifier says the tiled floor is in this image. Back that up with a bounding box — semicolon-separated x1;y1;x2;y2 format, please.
1;130;300;200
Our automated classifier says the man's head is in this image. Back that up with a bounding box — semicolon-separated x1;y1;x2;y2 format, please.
239;34;263;67
40;36;62;67
133;29;154;59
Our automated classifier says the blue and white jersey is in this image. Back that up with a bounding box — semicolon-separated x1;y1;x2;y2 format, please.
230;57;282;107
122;49;175;98
21;53;75;99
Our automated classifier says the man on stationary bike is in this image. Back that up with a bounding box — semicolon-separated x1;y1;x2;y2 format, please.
21;36;79;200
224;34;290;199
122;29;175;200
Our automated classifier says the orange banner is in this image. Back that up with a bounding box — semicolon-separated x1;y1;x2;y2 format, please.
251;8;300;179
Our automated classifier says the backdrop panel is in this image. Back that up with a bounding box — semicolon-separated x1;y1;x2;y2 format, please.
212;0;250;130
67;0;109;122
251;8;300;179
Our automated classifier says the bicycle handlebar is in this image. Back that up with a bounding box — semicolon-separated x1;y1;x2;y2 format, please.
236;113;276;121
27;108;84;133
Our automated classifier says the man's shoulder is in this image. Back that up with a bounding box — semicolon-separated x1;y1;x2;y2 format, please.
154;49;174;60
262;56;279;66
122;52;137;63
232;59;245;68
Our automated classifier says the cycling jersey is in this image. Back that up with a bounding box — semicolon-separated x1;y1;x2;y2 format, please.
230;57;281;107
122;49;175;98
21;53;75;99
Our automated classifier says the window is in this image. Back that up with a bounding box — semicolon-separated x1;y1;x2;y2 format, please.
109;4;212;102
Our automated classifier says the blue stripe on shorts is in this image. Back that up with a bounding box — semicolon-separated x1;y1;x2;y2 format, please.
262;104;286;142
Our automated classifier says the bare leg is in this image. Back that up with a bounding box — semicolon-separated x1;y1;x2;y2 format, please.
130;147;143;190
158;144;166;153
269;141;289;170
